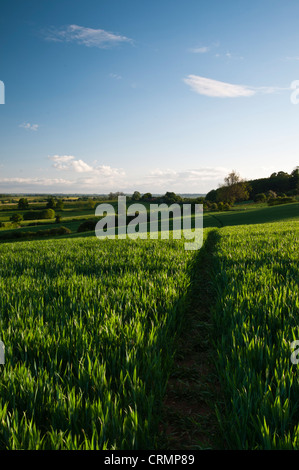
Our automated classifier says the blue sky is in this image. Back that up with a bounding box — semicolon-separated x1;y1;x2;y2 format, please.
0;0;299;194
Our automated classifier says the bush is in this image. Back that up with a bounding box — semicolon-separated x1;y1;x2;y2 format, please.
23;211;39;221
77;215;141;233
254;193;267;203
268;196;296;206
51;226;71;235
18;198;29;210
10;213;23;223
24;209;55;221
77;219;98;233
39;209;55;219
0;225;71;241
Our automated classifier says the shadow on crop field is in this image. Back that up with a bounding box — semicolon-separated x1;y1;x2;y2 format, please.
158;229;227;450
212;202;299;228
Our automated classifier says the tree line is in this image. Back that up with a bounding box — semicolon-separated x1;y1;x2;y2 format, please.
205;167;299;204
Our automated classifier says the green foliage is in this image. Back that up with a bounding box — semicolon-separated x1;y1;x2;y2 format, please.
46;197;56;209
18;198;29;210
141;193;152;201
131;191;141;201
55;199;64;211
10;214;23;223
205;189;218;203
77;219;97;233
162;192;182;204
267;196;296;206
208;167;299;203
24;209;55;221
218;171;250;204
0;226;71;240
39;209;55;220
212;221;299;449
0;237;193;449
254;193;267;203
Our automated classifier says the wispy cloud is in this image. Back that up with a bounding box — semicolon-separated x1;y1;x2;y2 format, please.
19;122;39;131
0;177;72;186
184;75;255;98
189;41;220;54
144;167;229;191
109;73;122;80
215;51;244;60
44;24;133;49
190;46;210;54
183;75;288;98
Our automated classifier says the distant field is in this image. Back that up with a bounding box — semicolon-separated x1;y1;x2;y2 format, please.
1;200;298;242
208;201;299;227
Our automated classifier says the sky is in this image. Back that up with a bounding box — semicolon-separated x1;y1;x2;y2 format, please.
0;0;299;195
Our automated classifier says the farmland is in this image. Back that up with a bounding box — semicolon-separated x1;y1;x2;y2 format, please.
212;221;299;449
0;236;195;449
0;199;298;449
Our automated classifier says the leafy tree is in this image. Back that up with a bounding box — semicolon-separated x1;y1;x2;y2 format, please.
163;192;182;204
55;199;64;210
218;170;250;204
46;197;56;209
40;209;55;219
87;200;96;209
290;167;299;193
141;193;152;201
267;190;277;200
205;189;218;202
10;213;23;223
108;192;125;200
77;219;97;233
18;198;29;210
254;193;267;203
131;191;141;201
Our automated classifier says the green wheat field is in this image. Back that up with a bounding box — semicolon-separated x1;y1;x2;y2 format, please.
0;201;298;449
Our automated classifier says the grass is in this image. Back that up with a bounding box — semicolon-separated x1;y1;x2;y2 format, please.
0;199;298;449
159;229;225;450
0;236;195;449
211;221;299;449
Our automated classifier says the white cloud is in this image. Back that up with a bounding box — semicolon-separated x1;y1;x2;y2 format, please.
19;122;39;131
184;75;255;98
48;155;125;178
94;165;125;177
183;75;289;98
190;46;210;54
49;155;76;170
71;159;93;173
45;24;133;49
49;155;93;173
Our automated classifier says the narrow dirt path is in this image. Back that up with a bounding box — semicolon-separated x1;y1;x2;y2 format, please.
158;230;226;450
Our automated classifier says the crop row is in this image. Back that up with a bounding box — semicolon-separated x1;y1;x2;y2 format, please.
212;221;299;449
0;236;196;449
